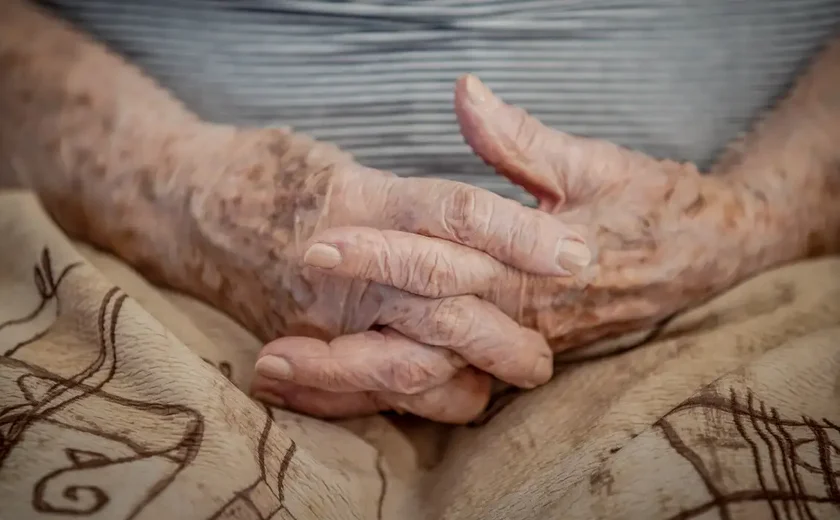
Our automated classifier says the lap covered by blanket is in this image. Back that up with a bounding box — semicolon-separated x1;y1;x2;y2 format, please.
1;190;838;520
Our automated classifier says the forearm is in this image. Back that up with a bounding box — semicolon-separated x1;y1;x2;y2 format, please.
0;0;228;278
714;34;840;269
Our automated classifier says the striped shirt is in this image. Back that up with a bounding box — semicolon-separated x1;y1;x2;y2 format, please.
39;0;840;204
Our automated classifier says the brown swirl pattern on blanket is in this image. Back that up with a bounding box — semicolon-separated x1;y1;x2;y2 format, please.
1;190;838;520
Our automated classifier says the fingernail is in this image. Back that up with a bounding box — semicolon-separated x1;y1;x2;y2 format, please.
556;239;591;274
255;356;293;380
464;74;490;105
303;243;342;269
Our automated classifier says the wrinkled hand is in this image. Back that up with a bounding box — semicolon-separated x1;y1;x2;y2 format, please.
178;125;589;423
256;75;764;420
454;76;764;350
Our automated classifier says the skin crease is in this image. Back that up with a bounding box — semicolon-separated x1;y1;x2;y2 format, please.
2;1;838;422
1;0;601;423
253;36;840;420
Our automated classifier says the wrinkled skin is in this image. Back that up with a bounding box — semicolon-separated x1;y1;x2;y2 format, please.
251;75;775;421
4;1;836;425
453;77;769;350
1;0;593;425
181;126;595;423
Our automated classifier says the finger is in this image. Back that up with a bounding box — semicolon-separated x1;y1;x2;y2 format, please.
384;175;591;277
300;226;540;295
454;74;646;210
339;161;592;277
255;328;465;394
252;367;492;424
383;367;491;424
378;291;553;389
455;74;565;211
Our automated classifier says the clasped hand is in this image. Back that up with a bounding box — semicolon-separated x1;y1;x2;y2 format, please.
187;76;755;423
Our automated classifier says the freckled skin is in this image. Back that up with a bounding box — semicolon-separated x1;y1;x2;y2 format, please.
0;2;422;346
2;1;585;423
185;130;399;342
456;38;840;352
509;164;769;351
0;2;365;341
2;0;839;422
275;39;840;419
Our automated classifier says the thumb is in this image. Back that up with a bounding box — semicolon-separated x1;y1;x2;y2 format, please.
454;74;636;211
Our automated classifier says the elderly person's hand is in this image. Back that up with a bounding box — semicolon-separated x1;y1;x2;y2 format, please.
452;75;773;351
0;1;592;424
178;124;593;423
253;75;786;421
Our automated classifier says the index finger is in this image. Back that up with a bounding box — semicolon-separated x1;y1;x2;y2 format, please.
301;227;520;298
385;177;591;276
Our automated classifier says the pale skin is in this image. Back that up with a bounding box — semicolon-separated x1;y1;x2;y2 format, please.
255;42;840;419
2;1;839;423
1;0;586;423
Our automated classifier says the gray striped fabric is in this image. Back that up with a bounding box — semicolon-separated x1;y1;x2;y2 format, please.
39;0;840;204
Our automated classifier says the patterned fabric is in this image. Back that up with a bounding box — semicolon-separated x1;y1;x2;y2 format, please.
37;0;840;203
2;190;840;519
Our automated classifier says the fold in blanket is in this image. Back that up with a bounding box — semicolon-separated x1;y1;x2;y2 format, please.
1;190;838;520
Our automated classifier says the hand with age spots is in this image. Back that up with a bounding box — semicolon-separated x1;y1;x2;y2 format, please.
0;1;590;424
253;75;773;420
4;1;837;425
451;75;774;351
183;126;592;424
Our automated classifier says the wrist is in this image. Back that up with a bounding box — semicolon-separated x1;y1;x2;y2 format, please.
645;171;795;303
715;168;838;287
710;36;840;268
77;122;235;287
183;125;357;270
729;172;840;267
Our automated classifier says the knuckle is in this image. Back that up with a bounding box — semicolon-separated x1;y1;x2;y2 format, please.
360;230;412;290
412;249;456;297
488;211;536;263
443;186;485;244
376;174;401;211
360;254;384;282
368;235;398;283
313;361;345;390
385;359;437;395
512;215;542;257
430;296;477;346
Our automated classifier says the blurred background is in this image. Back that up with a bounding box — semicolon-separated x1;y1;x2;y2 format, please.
25;0;840;204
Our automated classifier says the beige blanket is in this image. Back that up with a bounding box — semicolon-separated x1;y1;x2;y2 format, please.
1;190;838;520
